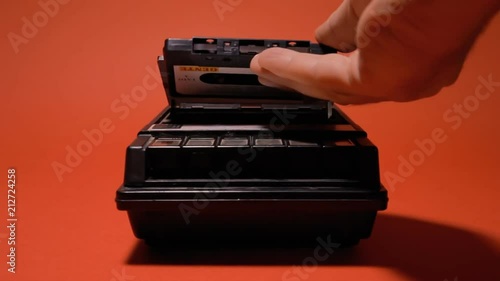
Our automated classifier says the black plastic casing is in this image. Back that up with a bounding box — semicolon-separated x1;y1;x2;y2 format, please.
116;107;388;247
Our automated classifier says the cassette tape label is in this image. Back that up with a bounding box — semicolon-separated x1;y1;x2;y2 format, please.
179;66;219;72
174;65;260;95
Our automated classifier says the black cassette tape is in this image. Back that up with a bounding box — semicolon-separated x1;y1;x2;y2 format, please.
159;37;337;121
115;37;388;248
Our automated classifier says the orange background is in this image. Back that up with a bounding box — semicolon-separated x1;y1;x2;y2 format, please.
1;1;499;280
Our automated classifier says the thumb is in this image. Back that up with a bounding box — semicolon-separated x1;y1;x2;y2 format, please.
251;47;380;104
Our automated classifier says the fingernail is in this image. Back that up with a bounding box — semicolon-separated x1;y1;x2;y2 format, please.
258;77;281;88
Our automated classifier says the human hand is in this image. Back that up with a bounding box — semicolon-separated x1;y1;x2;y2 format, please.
250;0;499;104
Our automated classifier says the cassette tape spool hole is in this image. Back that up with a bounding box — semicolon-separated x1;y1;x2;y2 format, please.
286;40;310;52
193;38;217;54
239;40;265;54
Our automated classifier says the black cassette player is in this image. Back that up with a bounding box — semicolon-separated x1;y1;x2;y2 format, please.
115;37;388;247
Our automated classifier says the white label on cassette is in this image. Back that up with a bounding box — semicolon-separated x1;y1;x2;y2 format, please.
173;65;262;95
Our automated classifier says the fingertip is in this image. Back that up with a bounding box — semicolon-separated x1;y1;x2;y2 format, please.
314;0;372;52
258;77;281;88
250;54;261;73
314;20;331;45
315;14;358;53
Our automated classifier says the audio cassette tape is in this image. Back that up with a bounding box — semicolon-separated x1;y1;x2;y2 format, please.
160;37;337;121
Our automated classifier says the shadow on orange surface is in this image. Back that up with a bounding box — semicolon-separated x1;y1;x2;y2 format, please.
126;214;500;279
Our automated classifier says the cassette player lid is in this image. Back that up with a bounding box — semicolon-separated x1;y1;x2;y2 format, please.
159;37;337;118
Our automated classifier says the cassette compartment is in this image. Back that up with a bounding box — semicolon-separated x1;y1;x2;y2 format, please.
123;107;380;186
